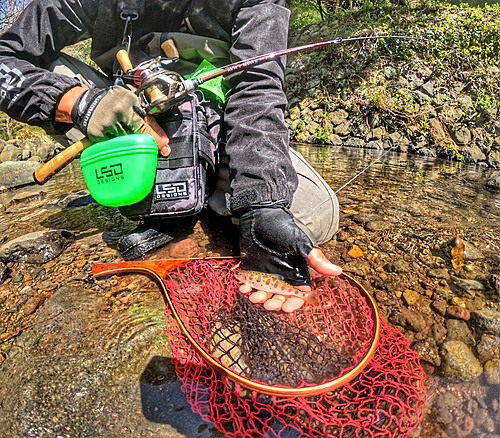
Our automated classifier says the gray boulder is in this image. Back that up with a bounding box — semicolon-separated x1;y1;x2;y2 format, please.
0;144;22;162
0;230;74;264
0;161;41;189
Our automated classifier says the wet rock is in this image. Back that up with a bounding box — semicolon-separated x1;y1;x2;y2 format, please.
0;161;42;189
446;305;471;321
427;269;450;280
451;277;485;293
365;221;392;232
476;334;500;363
168;238;199;259
412;338;441;366
484;359;500;385
431;323;447;344
0;230;74;264
446;319;475;346
440;341;482;380
351;213;383;223
431;298;447;316
0;285;214;436
383;259;410;274
21;294;46;315
471;307;500;336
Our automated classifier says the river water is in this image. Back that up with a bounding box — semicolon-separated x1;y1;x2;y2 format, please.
1;144;500;437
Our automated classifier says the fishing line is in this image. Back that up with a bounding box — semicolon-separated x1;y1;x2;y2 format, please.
334;144;397;193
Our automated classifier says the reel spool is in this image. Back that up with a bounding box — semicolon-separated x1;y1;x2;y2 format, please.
136;57;198;114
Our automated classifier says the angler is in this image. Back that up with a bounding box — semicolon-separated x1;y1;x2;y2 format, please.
0;0;342;313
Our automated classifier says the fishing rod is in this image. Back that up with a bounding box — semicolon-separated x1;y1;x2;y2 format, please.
34;34;432;184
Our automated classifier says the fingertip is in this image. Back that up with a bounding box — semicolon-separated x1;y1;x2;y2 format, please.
281;297;305;313
160;145;171;156
307;247;343;276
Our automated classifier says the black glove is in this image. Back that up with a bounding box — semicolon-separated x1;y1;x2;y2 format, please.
71;85;146;142
239;201;315;287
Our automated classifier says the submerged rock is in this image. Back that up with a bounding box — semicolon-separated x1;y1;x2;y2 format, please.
440;341;482;380
412;338;441;366
0;230;73;264
477;334;500;363
472;307;500;337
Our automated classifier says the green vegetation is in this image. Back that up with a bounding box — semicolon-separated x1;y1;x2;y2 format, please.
285;0;500;160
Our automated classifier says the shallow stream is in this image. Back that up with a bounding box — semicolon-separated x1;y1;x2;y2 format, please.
0;144;500;437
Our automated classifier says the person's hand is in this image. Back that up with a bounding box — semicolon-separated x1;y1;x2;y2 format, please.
56;85;170;155
238;201;342;312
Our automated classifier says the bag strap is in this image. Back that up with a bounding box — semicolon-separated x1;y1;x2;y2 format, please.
117;0;145;52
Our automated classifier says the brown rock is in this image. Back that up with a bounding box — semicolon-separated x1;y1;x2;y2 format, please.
447;305;470;321
21;294;45;315
169;238;199;259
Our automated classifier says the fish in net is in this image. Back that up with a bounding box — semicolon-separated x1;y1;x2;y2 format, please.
210;292;353;387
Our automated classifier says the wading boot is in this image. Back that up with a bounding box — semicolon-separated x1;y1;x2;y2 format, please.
118;222;173;261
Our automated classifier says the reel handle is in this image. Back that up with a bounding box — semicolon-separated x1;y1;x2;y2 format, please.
116;49;133;73
33;137;92;185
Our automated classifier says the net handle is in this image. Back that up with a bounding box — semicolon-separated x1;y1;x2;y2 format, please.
92;261;381;397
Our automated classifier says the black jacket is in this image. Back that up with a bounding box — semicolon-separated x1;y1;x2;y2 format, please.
0;0;298;211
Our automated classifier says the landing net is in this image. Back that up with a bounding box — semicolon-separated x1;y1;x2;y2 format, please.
162;259;427;437
93;259;427;437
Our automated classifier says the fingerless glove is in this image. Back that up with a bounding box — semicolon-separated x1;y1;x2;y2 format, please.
239;201;314;287
71;86;146;142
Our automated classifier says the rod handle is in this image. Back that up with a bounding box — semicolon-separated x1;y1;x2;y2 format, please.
33;138;92;185
116;49;133;73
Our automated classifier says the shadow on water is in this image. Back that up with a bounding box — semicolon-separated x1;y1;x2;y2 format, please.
140;356;223;437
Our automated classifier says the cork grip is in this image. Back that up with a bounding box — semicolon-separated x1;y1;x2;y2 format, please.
33;138;92;185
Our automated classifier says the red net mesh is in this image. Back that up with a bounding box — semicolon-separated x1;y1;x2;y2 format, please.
162;259;427;438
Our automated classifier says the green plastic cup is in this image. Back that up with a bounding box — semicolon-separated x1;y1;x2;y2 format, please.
80;134;158;207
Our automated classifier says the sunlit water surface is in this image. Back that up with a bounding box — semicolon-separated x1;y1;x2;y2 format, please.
2;144;500;437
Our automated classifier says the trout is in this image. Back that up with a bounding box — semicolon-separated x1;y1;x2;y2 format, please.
234;270;318;306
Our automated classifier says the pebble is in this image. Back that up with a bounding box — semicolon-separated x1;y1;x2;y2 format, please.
383;259;410;274
403;289;420;306
427;269;450;280
351;213;383;223
431;323;447;344
412;338;441;366
365;221;393;232
446;319;475;346
476;334;500;362
21;295;45;315
451;277;485;293
447;305;471;321
471;307;500;336
431;298;447;316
